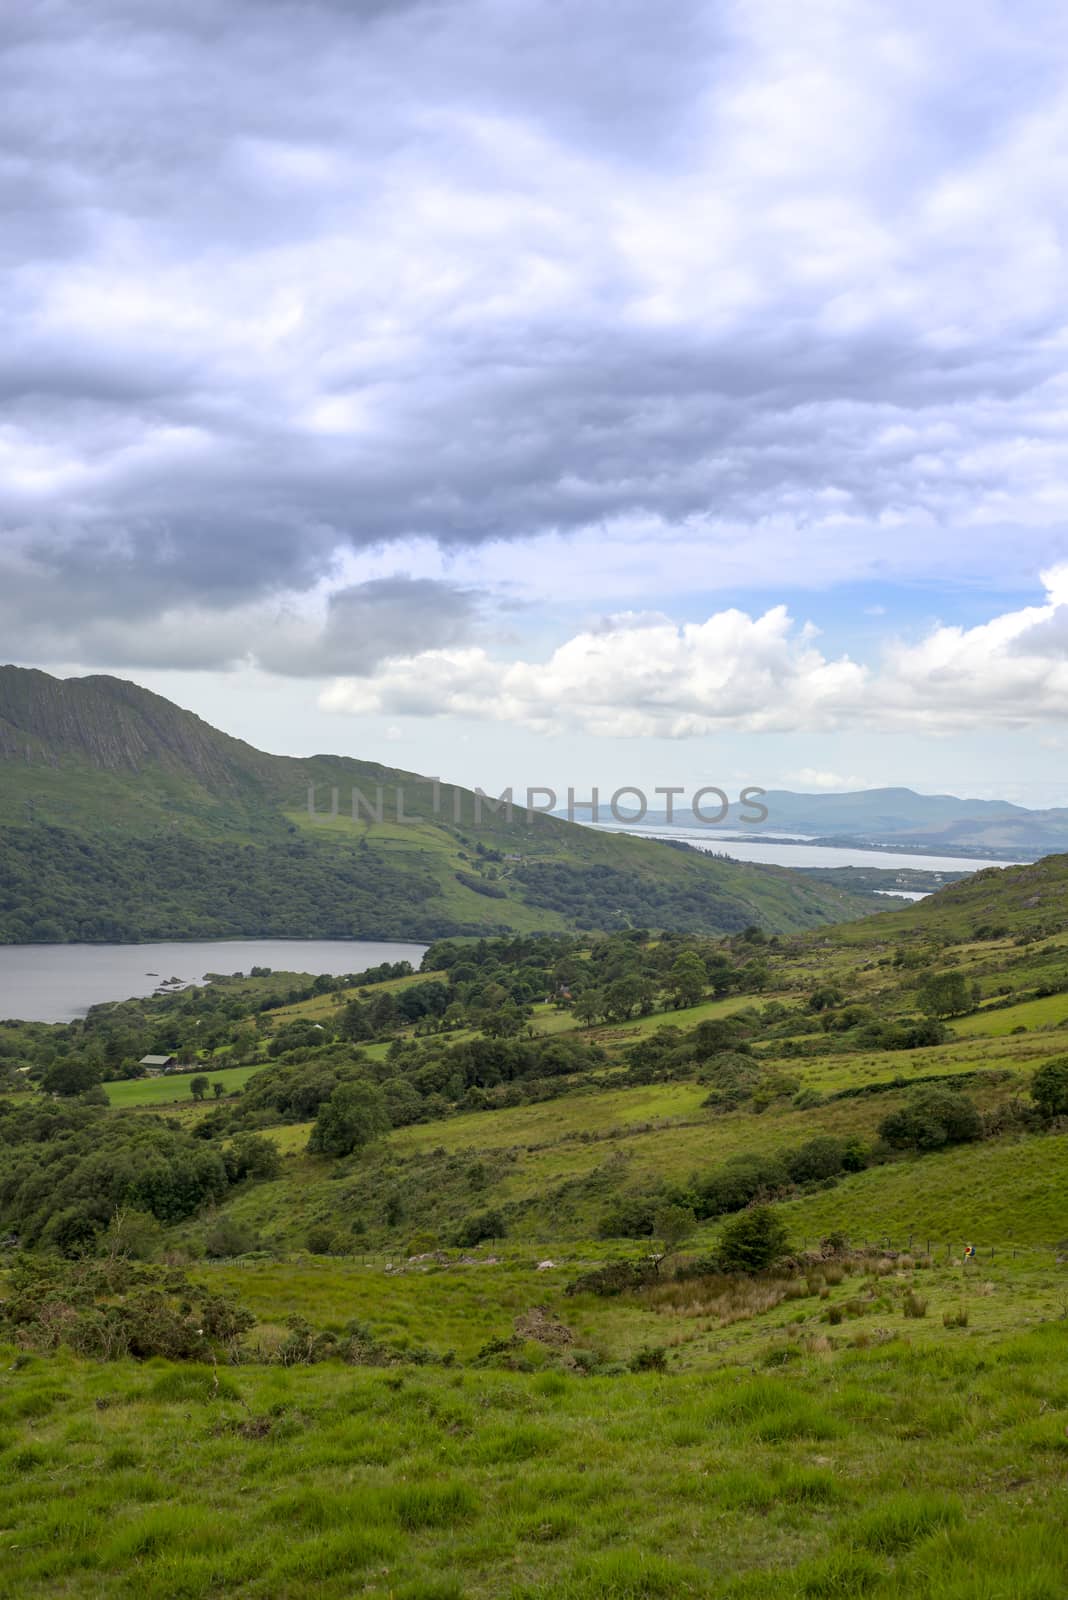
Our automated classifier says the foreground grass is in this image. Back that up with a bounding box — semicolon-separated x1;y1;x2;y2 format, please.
1;1295;1066;1599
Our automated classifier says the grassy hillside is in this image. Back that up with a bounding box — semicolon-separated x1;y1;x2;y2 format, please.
3;856;1068;1596
0;667;879;942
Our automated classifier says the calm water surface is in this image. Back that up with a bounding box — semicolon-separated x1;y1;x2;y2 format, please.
588;824;1022;875
0;939;429;1023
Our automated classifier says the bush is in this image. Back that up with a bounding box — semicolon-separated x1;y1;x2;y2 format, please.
903;1291;928;1318
225;1132;283;1182
306;1224;345;1255
694;1153;789;1219
1031;1056;1068;1120
453;1209;506;1249
630;1345;668;1372
0;1257;254;1360
565;1261;658;1298
203;1217;262;1258
879;1087;982;1151
307;1080;390;1158
716;1206;789;1274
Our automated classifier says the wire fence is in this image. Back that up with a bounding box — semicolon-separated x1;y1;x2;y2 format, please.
199;1236;1065;1270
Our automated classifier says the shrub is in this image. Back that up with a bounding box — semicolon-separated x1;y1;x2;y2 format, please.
203;1217;261;1259
1031;1057;1068;1120
629;1345;668;1373
307;1080;390;1158
943;1306;969;1328
879;1087;982;1151
565;1261;657;1298
225;1131;283;1182
453;1209;506;1248
903;1291;928;1319
306;1225;345;1255
716;1206;789;1274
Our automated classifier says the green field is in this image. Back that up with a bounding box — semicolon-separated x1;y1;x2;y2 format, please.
104;1063;264;1107
2;1255;1068;1599
949;992;1068;1037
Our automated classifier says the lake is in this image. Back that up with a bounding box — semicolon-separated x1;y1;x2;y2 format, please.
586;824;1021;876
0;939;429;1024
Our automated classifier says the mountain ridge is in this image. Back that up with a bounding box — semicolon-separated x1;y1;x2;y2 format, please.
0;666;880;943
564;785;1068;857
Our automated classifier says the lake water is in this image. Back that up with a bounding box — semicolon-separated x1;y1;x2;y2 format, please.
0;939;429;1024
587;824;1021;876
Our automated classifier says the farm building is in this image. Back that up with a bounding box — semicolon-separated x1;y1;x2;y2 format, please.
138;1054;177;1076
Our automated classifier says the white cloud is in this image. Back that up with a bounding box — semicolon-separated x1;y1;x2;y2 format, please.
783;769;873;792
320;567;1068;738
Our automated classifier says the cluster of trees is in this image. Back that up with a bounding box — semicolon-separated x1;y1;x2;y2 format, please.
514;862;770;934
3;960;429;1090
598;1133;871;1239
0;825;468;944
877;1086;983;1151
0;1099;269;1253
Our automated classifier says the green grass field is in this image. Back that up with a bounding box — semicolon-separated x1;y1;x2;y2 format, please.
104;1064;264;1108
2;1252;1067;1599
949;992;1068;1037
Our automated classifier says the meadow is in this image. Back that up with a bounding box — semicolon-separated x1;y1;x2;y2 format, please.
2;1250;1067;1599
104;1063;265;1108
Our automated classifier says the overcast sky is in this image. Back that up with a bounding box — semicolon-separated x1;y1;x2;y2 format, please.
4;0;1068;802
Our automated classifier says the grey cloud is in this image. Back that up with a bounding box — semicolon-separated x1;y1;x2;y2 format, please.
259;578;484;676
2;0;1068;669
0;572;483;676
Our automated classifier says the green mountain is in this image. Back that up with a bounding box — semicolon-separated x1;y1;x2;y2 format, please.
0;666;879;943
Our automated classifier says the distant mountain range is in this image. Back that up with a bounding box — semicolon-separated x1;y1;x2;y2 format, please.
0;667;879;943
562;787;1068;859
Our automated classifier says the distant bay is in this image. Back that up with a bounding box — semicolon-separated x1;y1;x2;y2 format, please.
0;939;429;1024
586;823;1022;876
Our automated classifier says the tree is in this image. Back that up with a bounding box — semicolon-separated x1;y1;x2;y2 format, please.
605;975;647;1021
739;959;771;993
103;1207;162;1261
807;985;843;1012
879;1087;982;1151
654;1203;696;1258
307;1080;390;1159
916;971;971;1018
669;953;705;1010
716;1206;789;1274
41;1058;101;1097
367;993;399;1033
573;990;604;1028
1031;1056;1068;1120
212;1081;225;1098
227;1131;283;1181
704;953;735;996
189;1075;210;1101
338;1000;374;1042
